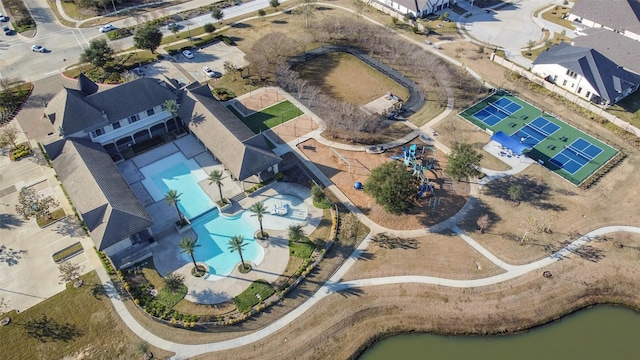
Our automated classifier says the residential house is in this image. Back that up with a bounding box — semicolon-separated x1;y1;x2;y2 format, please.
376;0;456;18
532;43;640;106
568;0;640;41
572;27;640;75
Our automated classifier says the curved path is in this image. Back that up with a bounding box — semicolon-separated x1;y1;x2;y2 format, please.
61;2;639;359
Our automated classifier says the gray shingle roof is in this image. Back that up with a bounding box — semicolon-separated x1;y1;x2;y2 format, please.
533;43;640;103
84;77;177;126
179;84;281;181
573;28;640;75
44;138;152;250
570;0;640;34
45;77;177;135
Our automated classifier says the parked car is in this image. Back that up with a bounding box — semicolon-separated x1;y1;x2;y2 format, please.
202;66;221;78
0;14;8;22
99;24;116;33
31;45;46;53
3;25;11;35
182;50;194;59
166;22;181;30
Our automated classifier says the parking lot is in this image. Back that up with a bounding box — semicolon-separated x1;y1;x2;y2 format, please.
136;40;249;86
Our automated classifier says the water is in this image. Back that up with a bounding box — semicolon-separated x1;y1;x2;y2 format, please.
360;305;640;360
189;210;263;277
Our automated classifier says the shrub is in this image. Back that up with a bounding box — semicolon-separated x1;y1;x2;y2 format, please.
212;88;236;100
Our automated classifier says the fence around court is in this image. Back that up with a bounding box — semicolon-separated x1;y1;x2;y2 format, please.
490;54;640;137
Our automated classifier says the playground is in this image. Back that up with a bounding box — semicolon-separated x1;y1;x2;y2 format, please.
299;139;470;230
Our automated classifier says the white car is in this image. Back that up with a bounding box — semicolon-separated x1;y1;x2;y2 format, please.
99;24;116;33
182;50;194;59
31;45;46;53
202;66;221;78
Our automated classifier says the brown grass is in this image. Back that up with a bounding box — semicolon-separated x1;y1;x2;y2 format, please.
294;52;409;105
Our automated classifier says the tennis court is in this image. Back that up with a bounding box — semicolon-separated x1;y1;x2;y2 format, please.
459;91;618;185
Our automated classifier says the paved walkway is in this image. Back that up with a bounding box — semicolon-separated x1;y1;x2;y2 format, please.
30;1;637;358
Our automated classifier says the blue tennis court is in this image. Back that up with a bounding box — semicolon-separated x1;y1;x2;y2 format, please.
514;117;560;147
472;96;522;127
549;137;603;174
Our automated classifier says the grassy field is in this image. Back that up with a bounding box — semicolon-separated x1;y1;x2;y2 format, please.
228;100;302;133
0;271;173;359
607;90;640;129
540;5;575;30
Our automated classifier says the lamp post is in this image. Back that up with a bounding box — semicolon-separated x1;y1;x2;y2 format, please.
111;0;118;17
187;24;193;46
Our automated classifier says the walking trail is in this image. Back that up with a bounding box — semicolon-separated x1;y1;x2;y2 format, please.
52;2;639;359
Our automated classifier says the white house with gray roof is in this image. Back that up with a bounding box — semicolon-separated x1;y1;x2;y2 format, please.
572;27;640;75
375;0;455;18
568;0;640;41
532;43;640;106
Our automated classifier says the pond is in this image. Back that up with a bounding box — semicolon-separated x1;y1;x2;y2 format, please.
360;305;640;359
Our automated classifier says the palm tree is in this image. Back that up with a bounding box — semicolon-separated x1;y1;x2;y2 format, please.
228;235;248;270
179;236;200;269
250;201;268;238
165;189;184;222
288;223;305;243
208;170;225;203
164;99;180;128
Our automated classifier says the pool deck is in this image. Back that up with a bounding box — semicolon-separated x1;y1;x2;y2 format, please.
151;181;323;304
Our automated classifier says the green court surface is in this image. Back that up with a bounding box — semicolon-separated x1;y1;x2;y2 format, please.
459;91;619;185
227;100;302;134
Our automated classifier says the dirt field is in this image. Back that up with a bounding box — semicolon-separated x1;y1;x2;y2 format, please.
299;138;470;230
294;52;410;105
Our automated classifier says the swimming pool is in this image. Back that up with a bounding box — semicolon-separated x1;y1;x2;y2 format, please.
188;209;264;277
139;152;214;219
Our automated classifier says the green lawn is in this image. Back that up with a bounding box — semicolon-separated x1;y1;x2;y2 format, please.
234;279;275;313
289;241;315;259
459;91;618;185
228;100;302;133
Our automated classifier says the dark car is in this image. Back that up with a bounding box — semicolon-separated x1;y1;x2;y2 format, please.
3;25;12;35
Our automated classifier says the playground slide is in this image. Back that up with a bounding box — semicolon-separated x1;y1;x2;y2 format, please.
418;184;428;198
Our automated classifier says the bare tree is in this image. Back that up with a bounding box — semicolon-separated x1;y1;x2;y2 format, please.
296;0;317;28
58;261;83;286
244;32;296;81
0;125;19;149
15;187;59;221
519;216;541;244
477;214;491;233
540;211;559;234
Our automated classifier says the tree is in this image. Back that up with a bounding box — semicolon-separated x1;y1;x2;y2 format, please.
250;201;268;238
58;261;83;285
270;0;280;10
164;189;184;222
170;24;179;37
364;161;418;215
179;236;200;270
508;184;523;203
0;125;19;150
296;0;317;28
228;235;248;270
526;39;536;52
519;216;541;244
540;211;559;234
445;143;483;181
163;272;185;294
134;25;163;53
477;214;491;233
223;60;238;80
311;184;325;203
287;223;305;242
80;39;114;68
15;187;59;221
203;23;216;34
211;7;225;22
208;170;224;202
164;99;179;124
258;9;266;19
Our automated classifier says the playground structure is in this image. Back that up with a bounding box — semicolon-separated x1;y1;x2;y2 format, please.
390;144;437;198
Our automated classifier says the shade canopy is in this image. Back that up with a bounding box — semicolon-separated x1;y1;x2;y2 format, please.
490;131;531;155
